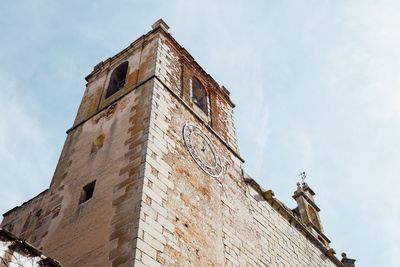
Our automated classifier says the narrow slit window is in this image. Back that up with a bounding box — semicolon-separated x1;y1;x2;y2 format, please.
192;77;208;115
105;61;129;98
79;180;96;204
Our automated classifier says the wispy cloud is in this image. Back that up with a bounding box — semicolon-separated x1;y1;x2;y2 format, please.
0;75;54;213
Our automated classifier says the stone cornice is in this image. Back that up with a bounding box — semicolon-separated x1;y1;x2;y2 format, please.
65;75;244;163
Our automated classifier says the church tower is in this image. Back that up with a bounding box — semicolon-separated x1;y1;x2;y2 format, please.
1;20;353;267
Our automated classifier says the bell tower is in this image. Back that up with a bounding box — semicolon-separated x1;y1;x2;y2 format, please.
1;19;240;266
1;19;354;267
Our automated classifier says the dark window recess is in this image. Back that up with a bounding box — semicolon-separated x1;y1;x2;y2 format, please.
79;180;96;204
105;61;129;98
192;77;208;115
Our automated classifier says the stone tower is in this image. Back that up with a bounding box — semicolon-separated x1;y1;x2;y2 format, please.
1;20;354;267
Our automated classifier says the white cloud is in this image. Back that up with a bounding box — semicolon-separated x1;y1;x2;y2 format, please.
0;75;54;214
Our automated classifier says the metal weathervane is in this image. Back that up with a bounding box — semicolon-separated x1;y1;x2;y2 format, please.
298;172;306;184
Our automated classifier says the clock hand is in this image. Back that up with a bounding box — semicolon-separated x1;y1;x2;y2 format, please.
201;140;207;152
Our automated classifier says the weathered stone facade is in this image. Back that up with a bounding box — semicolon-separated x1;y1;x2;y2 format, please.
1;20;354;267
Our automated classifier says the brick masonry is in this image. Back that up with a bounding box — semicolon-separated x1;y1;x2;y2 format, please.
1;21;347;266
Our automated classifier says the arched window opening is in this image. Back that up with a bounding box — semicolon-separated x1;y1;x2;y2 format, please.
192;77;208;115
106;61;128;98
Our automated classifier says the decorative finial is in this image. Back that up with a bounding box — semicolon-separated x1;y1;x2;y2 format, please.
152;19;170;32
298;171;306;184
341;252;356;266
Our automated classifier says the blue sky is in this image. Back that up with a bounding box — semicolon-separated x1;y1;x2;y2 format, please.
1;1;399;266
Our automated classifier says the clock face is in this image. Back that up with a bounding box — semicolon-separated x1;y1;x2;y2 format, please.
183;123;223;178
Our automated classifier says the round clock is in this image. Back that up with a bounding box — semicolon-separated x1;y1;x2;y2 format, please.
183;123;223;178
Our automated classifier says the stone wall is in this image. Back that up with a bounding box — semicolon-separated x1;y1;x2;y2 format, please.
1;190;49;247
2;79;154;266
130;75;340;266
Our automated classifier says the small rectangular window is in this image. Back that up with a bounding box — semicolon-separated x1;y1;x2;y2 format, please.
79;180;96;204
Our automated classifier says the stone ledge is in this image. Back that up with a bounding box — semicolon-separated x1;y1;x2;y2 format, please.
66;75;155;134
